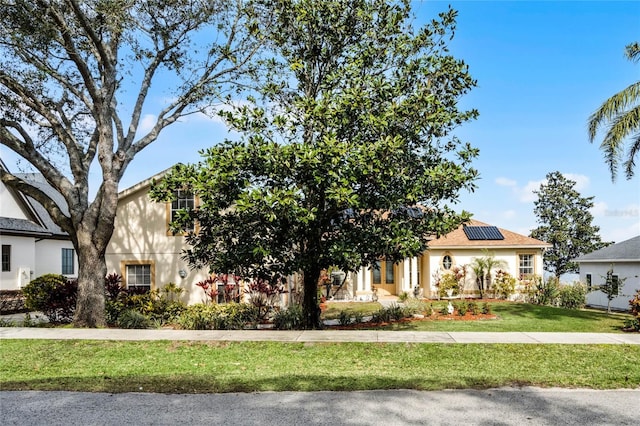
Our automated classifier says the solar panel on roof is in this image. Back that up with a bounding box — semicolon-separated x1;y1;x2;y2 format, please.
463;226;504;240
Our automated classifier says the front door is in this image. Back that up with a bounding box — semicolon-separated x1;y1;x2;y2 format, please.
372;260;396;296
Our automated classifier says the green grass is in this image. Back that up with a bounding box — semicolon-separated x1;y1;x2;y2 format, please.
364;302;632;333
1;340;638;393
322;301;382;320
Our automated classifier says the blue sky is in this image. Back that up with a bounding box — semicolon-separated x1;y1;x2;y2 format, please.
3;1;639;243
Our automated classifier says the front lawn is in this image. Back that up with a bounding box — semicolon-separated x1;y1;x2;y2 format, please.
1;340;638;393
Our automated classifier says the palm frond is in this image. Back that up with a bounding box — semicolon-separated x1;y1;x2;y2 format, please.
623;132;640;179
625;42;640;63
588;81;640;142
600;104;640;180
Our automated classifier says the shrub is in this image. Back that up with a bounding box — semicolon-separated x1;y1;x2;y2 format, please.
397;291;409;303
438;272;460;297
23;274;77;324
558;282;587;309
245;277;287;321
104;273;123;301
626;290;640;332
527;276;560;306
482;302;492;315
353;312;364;324
405;299;433;316
469;301;480;315
338;310;352;326
493;270;516;300
273;304;304;330
456;301;468;316
177;303;259;330
117;310;153;329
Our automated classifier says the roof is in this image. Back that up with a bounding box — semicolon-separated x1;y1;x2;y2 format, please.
428;219;551;249
574;236;640;263
0;160;70;239
118;167;173;200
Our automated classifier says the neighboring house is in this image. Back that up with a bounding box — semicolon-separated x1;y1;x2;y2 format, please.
351;220;551;299
105;169;211;305
0;159;77;290
576;236;640;311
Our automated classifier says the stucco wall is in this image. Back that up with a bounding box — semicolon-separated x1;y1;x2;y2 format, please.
105;186;211;305
35;239;78;278
580;262;640;311
0;235;35;290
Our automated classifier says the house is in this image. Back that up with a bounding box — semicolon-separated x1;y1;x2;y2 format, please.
107;167;552;303
105;169;212;305
0;159;77;291
575;236;640;311
351;220;551;299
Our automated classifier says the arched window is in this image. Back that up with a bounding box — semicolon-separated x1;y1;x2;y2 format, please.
442;254;452;270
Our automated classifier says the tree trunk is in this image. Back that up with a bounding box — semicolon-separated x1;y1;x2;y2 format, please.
302;264;321;329
73;244;107;327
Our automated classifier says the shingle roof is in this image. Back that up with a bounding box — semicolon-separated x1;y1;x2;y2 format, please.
15;173;69;236
574;236;640;262
0;217;51;236
428;219;551;249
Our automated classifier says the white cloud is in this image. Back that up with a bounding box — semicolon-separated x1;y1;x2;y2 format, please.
562;173;590;191
519;179;544;203
591;201;608;217
495;177;517;187
139;114;157;133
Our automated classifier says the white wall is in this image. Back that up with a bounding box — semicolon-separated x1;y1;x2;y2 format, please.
35;239;78;278
0;235;36;290
581;262;640;311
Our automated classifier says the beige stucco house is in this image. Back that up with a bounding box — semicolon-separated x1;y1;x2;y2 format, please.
107;168;551;303
351;220;551;299
105;169;212;305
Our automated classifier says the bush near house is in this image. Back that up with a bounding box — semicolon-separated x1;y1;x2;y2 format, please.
23;274;77;324
625;290;640;332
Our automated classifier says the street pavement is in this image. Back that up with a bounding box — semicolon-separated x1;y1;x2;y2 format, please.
1;388;638;425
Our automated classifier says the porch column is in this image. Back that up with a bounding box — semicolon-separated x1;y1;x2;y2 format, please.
410;257;418;289
403;259;410;292
363;266;372;292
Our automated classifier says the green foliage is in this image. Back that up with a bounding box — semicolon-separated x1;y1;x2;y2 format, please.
470;251;507;299
150;1;479;329
469;301;481;315
482;302;492;315
177;303;259;330
456;301;468;316
599;267;627;313
624;290;639;331
404;298;433;316
530;172;610;277
558;283;587;310
397;291;409;303
493;270;516;300
23;274;77;324
437;272;460;297
371;303;410;323
353;311;364;324
527;277;560;306
117;310;153;329
273;304;305;330
588;42;640;180
338;310;352;326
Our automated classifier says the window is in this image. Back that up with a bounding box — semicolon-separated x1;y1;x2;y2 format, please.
518;254;534;278
372;260;395;285
442;255;452;270
61;248;75;275
169;189;195;233
586;274;592;292
1;245;10;272
125;264;152;292
612;275;620;296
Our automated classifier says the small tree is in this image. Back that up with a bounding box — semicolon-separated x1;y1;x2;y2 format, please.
599;266;627;313
470;251;506;299
530;172;611;278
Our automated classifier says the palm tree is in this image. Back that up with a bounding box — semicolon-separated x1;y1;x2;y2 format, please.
588;42;640;181
470;251;507;299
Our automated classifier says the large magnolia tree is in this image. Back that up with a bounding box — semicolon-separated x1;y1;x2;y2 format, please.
151;0;479;328
530;171;610;278
0;0;263;326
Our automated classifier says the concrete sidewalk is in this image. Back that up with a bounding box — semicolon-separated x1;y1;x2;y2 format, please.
2;327;639;344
